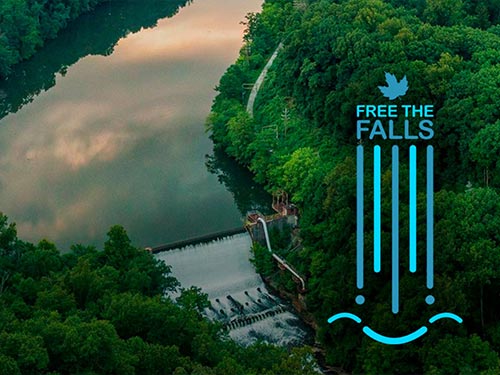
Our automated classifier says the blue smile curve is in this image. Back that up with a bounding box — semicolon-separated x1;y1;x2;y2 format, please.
362;326;428;345
327;312;362;324
429;312;463;324
327;311;462;345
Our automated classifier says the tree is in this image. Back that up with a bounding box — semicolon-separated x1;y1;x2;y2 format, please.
423;0;466;26
104;225;135;267
0;214;19;294
19;239;63;280
126;337;183;375
176;287;210;314
0;0;116;78
422;335;500;374
470;120;500;187
226;110;255;165
0;37;15;77
0;332;49;373
276;147;322;204
0;354;20;375
268;347;318;375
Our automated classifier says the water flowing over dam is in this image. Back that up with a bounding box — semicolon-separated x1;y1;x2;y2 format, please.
155;233;312;347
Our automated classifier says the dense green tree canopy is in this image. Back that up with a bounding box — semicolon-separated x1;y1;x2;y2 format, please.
209;0;500;372
0;0;108;77
0;213;317;374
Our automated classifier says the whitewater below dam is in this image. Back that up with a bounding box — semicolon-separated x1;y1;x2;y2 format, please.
155;233;312;347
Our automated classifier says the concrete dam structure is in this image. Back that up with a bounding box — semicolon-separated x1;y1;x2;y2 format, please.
155;232;312;347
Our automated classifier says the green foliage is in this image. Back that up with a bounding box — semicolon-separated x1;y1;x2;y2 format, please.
0;0;108;78
423;0;466;26
0;332;49;373
0;354;20;375
275;147;323;204
470;120;500;186
251;243;275;277
226;109;256;165
0;213;315;374
267;346;319;375
176;286;210;313
209;0;500;372
422;335;500;374
269;225;292;252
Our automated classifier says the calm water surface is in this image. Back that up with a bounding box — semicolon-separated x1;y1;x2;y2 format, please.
0;0;269;249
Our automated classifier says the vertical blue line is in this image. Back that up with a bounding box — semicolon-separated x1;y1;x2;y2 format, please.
427;146;434;289
392;146;399;314
374;146;381;273
357;146;364;290
409;145;417;273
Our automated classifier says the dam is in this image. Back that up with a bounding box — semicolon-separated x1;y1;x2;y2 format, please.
155;232;312;347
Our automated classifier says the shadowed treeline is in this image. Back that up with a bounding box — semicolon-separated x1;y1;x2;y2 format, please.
205;149;273;216
0;0;191;120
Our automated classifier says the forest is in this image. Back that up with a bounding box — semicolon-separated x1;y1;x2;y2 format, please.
208;0;500;373
2;0;500;373
0;0;111;78
0;1;320;374
0;213;318;374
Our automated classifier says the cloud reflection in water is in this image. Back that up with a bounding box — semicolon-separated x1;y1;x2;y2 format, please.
0;0;265;249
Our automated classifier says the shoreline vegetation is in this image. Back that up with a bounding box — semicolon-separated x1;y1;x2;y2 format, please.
0;0;197;80
1;0;500;373
0;0;191;120
0;1;320;374
208;0;500;373
0;214;319;374
0;0;112;78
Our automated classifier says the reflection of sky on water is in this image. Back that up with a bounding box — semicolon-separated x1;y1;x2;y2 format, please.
0;0;264;250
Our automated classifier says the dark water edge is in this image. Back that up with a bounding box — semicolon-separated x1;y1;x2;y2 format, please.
0;0;268;249
0;0;189;120
205;148;274;217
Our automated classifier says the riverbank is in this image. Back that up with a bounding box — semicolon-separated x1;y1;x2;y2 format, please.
0;0;267;249
262;273;346;375
245;209;340;373
155;231;314;349
0;213;322;374
208;0;500;370
0;0;112;78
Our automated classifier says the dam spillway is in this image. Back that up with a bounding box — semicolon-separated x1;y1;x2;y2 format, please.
155;232;312;347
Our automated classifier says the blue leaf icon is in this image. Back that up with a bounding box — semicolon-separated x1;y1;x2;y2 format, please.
378;72;408;100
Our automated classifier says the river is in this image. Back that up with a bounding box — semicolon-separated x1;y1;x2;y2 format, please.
0;0;270;250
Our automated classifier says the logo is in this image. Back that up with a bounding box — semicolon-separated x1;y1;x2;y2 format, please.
378;72;408;100
327;73;463;345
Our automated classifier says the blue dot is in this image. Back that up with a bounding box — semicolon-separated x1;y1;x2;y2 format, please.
426;295;435;305
356;295;365;305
